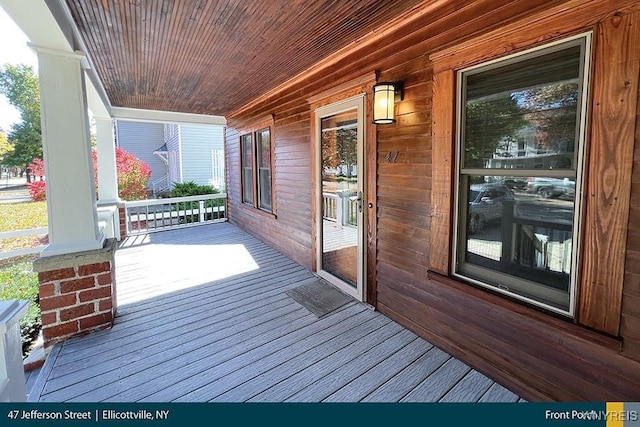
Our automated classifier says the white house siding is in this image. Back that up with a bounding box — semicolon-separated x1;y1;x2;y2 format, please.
116;120;167;189
180;124;225;189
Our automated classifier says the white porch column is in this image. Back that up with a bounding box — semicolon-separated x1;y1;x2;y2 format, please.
34;46;104;256
95;117;119;204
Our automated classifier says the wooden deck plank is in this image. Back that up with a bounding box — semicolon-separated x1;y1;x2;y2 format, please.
114;252;300;308
55;270;315;364
439;369;494;402
400;358;472;402
247;321;404;402
210;313;391;402
142;303;369;402
114;255;303;318
174;307;379;401
27;344;61;402
322;337;434;402
284;329;418;402
110;305;364;403
361;347;451;402
48;294;305;381
41;304;313;401
478;382;521;403
30;223;522;403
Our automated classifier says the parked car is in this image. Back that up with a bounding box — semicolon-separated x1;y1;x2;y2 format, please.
467;183;515;234
526;177;575;199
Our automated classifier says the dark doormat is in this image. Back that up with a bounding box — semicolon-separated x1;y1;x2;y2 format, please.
286;279;353;318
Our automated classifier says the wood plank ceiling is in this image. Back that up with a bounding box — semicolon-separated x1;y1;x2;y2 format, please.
65;0;430;117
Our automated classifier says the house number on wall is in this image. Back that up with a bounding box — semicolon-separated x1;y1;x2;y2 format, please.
385;151;400;163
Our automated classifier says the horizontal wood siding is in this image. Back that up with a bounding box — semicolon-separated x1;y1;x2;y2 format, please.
116;120;167;188
180;124;224;187
226;102;313;270
225;0;640;400
377;56;432;287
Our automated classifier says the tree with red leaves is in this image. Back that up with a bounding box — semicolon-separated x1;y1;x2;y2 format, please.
27;148;151;202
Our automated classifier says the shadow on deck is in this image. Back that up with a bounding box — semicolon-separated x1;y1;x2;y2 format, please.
28;223;522;402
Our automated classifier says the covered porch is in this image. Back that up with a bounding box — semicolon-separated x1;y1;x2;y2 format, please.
27;223;520;403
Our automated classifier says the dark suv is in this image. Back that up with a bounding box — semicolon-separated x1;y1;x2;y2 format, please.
467;183;515;234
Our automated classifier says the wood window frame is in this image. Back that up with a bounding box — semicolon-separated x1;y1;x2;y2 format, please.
238;115;276;215
429;2;640;336
240;133;255;205
452;35;591;317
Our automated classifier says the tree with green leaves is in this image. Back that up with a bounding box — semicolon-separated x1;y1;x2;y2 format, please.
464;94;525;169
0;64;42;176
0;132;12;163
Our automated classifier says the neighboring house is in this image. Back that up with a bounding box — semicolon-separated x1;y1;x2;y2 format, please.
115;120;225;195
115;121;167;192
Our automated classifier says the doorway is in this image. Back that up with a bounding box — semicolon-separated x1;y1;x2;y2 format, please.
315;95;365;300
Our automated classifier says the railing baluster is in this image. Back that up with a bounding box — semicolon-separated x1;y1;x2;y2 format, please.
199;201;205;223
123;193;228;235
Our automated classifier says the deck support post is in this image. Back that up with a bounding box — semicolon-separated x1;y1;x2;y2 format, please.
30;47;118;347
33;46;104;257
95;117;122;240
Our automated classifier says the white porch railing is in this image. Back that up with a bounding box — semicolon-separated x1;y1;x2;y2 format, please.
0;227;47;260
322;190;359;227
125;193;227;235
151;175;171;196
322;193;338;222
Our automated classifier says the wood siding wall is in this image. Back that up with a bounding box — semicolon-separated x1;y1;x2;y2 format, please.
225;0;640;400
227;102;314;270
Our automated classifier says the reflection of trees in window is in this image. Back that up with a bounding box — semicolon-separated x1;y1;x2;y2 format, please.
336;129;357;177
321;130;337;172
464;93;525;168
518;82;578;155
321;127;357;177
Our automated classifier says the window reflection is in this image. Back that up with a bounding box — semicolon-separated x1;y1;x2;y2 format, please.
463;45;581;171
463;176;574;296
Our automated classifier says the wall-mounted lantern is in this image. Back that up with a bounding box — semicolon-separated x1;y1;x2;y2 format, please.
372;82;403;124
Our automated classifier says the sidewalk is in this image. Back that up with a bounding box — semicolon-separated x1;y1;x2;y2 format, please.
0;176;27;189
0;176;30;203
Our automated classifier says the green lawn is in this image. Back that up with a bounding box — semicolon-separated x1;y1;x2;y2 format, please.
0;201;48;251
0;201;48;231
0;201;47;355
0;256;41;354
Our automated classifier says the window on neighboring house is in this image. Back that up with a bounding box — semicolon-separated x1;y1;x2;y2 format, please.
454;35;591;316
240;127;273;213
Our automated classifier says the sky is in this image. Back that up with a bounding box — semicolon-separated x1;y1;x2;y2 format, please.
0;6;38;133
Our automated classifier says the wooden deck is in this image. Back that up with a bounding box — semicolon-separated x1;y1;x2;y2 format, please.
28;223;521;402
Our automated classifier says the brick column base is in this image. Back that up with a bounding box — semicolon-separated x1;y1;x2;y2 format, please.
118;205;127;240
33;238;118;347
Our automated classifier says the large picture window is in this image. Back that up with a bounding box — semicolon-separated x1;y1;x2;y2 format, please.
454;35;591;315
240;126;274;213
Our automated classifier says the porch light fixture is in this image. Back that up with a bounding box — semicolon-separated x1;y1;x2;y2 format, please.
373;82;403;124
